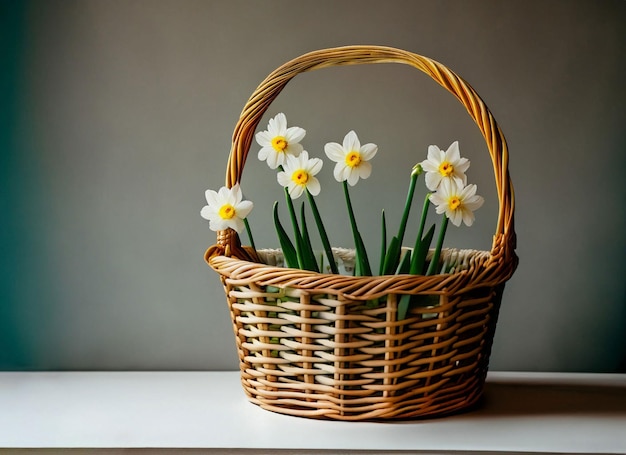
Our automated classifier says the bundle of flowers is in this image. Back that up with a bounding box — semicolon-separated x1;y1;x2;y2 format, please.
202;113;485;317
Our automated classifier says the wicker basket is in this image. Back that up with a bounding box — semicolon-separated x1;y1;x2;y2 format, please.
205;45;517;420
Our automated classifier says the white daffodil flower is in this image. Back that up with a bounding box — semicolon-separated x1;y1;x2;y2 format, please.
324;130;377;186
277;151;323;199
429;178;484;227
420;141;470;191
200;184;253;233
255;113;306;169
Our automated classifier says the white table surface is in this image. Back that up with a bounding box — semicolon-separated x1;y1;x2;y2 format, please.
1;371;625;454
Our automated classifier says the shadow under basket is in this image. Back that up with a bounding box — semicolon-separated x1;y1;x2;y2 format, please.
205;45;518;421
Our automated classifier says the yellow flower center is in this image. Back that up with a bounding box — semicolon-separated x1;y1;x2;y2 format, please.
439;161;454;177
271;136;288;152
448;196;461;211
218;204;236;220
291;169;309;185
345;151;362;168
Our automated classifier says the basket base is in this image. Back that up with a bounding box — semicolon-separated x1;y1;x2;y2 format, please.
238;369;489;421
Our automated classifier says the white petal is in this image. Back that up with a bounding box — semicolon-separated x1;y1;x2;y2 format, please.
427;145;442;162
357;161;372;179
282;152;298;170
209;218;228;232
437;148;446;163
341;165;352;182
343;130;360;151
200;205;212;220
307;178;321;196
266;151;281;169
425;172;442;191
460;183;477;198
285;142;303;157
324;142;345;162
229;217;245;233
452;175;466;188
360;143;377;160
464;196;484;211
440;178;456;196
461;209;475;227
347;169;360;186
236;200;253;218
277;171;291;188
231;184;242;203
456;157;470;173
429;192;445;205
224;187;238;206
308;157;323;176
217;186;231;203
333;162;346;181
289;183;304;199
292;150;309;165
446;141;460;162
420;159;438;173
258;146;271;161
285;126;306;143
268;113;287;135
205;189;219;206
449;209;463;227
255;131;272;147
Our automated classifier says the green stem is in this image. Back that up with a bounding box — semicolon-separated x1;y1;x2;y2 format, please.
382;236;400;275
272;201;298;268
342;181;372;276
411;223;435;275
409;192;432;275
243;217;256;251
426;216;449;276
415;193;431;251
396;171;419;247
299;202;319;272
284;186;305;269
382;166;422;276
379;210;387;275
306;190;338;274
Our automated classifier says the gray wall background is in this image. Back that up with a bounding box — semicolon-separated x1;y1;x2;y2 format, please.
2;0;625;372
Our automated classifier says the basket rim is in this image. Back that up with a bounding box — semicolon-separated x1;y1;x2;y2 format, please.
207;244;513;300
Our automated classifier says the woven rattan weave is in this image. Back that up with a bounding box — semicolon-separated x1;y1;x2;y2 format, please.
205;45;517;420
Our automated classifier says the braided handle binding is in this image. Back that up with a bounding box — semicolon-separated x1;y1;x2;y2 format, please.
218;45;515;268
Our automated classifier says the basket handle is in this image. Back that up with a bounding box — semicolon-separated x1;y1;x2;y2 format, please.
219;45;516;267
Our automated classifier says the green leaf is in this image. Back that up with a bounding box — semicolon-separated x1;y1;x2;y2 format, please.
398;294;412;321
283;187;305;269
306;190;338;274
354;229;372;276
354;231;372;276
396;171;420;248
382;170;422;278
273;201;298;268
382;236;401;275
396;248;412;275
343;181;372;276
379;210;387;275
300;202;319;272
415;193;431;251
399;293;441;322
243;217;256;251
318;252;325;273
426;216;449;276
410;223;435;275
